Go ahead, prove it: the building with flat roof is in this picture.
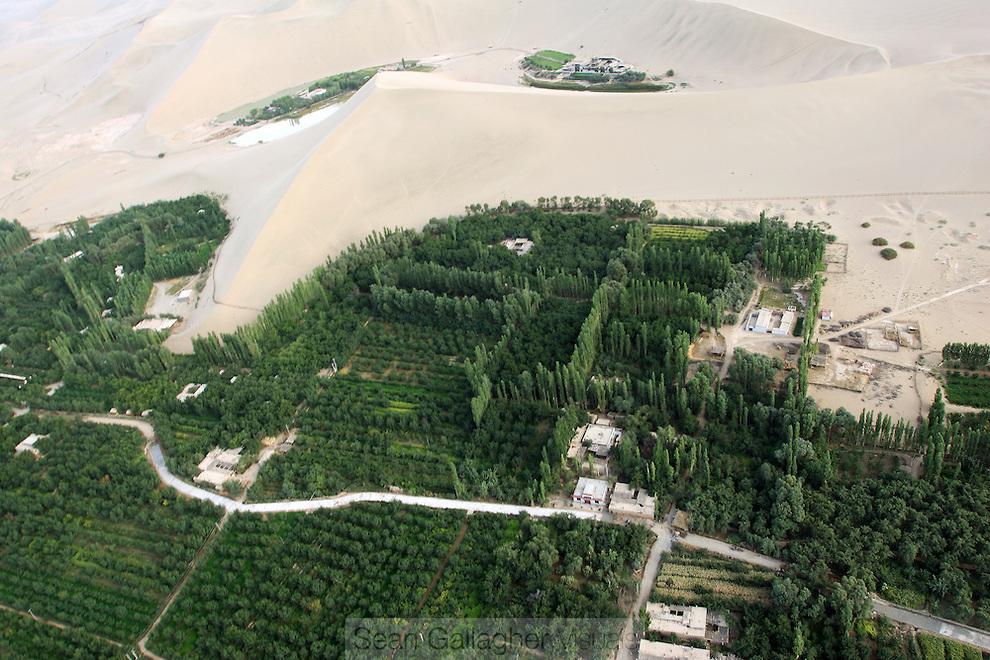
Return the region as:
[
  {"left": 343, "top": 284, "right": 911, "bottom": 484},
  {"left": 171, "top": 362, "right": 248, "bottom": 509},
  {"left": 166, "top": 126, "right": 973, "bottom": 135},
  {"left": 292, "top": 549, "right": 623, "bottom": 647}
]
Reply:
[
  {"left": 15, "top": 433, "right": 48, "bottom": 458},
  {"left": 177, "top": 383, "right": 207, "bottom": 402},
  {"left": 647, "top": 603, "right": 707, "bottom": 640},
  {"left": 194, "top": 447, "right": 243, "bottom": 489},
  {"left": 609, "top": 482, "right": 655, "bottom": 520},
  {"left": 572, "top": 477, "right": 609, "bottom": 506},
  {"left": 134, "top": 317, "right": 179, "bottom": 332},
  {"left": 583, "top": 423, "right": 622, "bottom": 458},
  {"left": 500, "top": 237, "right": 534, "bottom": 256},
  {"left": 638, "top": 640, "right": 710, "bottom": 660}
]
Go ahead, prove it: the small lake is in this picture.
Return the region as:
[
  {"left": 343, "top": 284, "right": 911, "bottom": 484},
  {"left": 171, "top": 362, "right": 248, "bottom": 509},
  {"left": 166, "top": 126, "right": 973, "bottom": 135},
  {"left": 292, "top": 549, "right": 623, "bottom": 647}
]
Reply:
[{"left": 231, "top": 104, "right": 341, "bottom": 146}]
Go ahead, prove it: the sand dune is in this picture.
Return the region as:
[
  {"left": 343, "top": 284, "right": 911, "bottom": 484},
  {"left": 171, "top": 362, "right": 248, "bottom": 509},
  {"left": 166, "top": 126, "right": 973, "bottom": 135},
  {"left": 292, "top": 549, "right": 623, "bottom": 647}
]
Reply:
[
  {"left": 172, "top": 55, "right": 989, "bottom": 344},
  {"left": 148, "top": 0, "right": 887, "bottom": 134}
]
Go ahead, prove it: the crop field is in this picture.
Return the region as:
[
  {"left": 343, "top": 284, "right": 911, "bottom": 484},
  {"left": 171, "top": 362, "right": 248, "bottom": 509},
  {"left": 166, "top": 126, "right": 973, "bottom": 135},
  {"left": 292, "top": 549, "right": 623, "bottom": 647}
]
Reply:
[
  {"left": 944, "top": 372, "right": 990, "bottom": 408},
  {"left": 0, "top": 417, "right": 220, "bottom": 643},
  {"left": 650, "top": 224, "right": 711, "bottom": 242},
  {"left": 249, "top": 318, "right": 483, "bottom": 500},
  {"left": 523, "top": 49, "right": 574, "bottom": 70},
  {"left": 149, "top": 505, "right": 650, "bottom": 659},
  {"left": 0, "top": 609, "right": 119, "bottom": 659},
  {"left": 653, "top": 547, "right": 774, "bottom": 607},
  {"left": 148, "top": 504, "right": 464, "bottom": 659}
]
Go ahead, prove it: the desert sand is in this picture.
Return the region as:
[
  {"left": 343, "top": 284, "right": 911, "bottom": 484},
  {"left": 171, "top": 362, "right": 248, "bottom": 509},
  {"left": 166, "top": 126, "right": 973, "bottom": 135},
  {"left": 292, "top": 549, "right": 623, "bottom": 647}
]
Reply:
[{"left": 1, "top": 0, "right": 988, "bottom": 420}]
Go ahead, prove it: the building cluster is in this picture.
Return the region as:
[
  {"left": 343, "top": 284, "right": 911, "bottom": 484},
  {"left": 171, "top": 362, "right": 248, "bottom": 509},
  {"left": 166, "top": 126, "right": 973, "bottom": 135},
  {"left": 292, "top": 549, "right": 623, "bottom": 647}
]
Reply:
[
  {"left": 559, "top": 56, "right": 631, "bottom": 75},
  {"left": 745, "top": 307, "right": 794, "bottom": 335},
  {"left": 194, "top": 447, "right": 243, "bottom": 489},
  {"left": 571, "top": 477, "right": 656, "bottom": 521}
]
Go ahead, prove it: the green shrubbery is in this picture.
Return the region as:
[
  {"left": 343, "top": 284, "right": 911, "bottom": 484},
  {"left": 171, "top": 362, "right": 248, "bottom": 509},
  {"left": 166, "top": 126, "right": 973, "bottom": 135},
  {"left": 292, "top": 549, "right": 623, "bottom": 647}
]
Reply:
[
  {"left": 880, "top": 247, "right": 898, "bottom": 260},
  {"left": 873, "top": 237, "right": 889, "bottom": 246}
]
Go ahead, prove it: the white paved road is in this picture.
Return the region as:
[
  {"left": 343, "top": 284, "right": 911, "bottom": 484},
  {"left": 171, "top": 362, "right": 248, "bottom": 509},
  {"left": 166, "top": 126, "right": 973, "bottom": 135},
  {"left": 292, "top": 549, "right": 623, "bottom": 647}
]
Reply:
[
  {"left": 677, "top": 532, "right": 785, "bottom": 571},
  {"left": 85, "top": 415, "right": 603, "bottom": 519}
]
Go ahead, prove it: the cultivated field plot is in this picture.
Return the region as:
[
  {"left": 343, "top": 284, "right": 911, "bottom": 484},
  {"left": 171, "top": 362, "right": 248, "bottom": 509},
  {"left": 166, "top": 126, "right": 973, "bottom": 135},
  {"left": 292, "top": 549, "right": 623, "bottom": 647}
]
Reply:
[
  {"left": 148, "top": 505, "right": 650, "bottom": 659},
  {"left": 250, "top": 318, "right": 483, "bottom": 500},
  {"left": 824, "top": 242, "right": 848, "bottom": 274},
  {"left": 653, "top": 547, "right": 774, "bottom": 607},
  {"left": 147, "top": 504, "right": 465, "bottom": 658},
  {"left": 0, "top": 608, "right": 119, "bottom": 659},
  {"left": 650, "top": 224, "right": 712, "bottom": 242},
  {"left": 945, "top": 372, "right": 990, "bottom": 409},
  {"left": 0, "top": 418, "right": 220, "bottom": 643}
]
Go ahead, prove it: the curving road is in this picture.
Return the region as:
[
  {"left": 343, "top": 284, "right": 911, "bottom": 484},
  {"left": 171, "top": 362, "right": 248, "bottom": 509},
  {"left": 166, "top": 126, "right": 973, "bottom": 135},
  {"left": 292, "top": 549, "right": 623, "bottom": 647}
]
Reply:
[
  {"left": 81, "top": 415, "right": 990, "bottom": 653},
  {"left": 85, "top": 415, "right": 603, "bottom": 519}
]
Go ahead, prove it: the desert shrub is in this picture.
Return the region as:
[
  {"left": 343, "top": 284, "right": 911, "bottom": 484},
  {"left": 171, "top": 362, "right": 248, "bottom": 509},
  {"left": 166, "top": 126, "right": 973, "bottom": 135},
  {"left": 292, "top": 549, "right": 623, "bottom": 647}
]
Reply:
[
  {"left": 900, "top": 241, "right": 915, "bottom": 249},
  {"left": 872, "top": 237, "right": 889, "bottom": 246},
  {"left": 860, "top": 222, "right": 871, "bottom": 228},
  {"left": 880, "top": 248, "right": 898, "bottom": 260}
]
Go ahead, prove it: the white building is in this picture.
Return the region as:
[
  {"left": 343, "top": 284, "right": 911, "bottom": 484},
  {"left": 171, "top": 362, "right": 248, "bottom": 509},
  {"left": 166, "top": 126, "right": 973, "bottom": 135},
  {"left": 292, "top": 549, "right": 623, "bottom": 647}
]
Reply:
[
  {"left": 772, "top": 310, "right": 795, "bottom": 336},
  {"left": 176, "top": 289, "right": 193, "bottom": 303},
  {"left": 114, "top": 265, "right": 124, "bottom": 281},
  {"left": 194, "top": 447, "right": 243, "bottom": 489},
  {"left": 572, "top": 477, "right": 609, "bottom": 506},
  {"left": 609, "top": 482, "right": 655, "bottom": 520},
  {"left": 746, "top": 308, "right": 772, "bottom": 333},
  {"left": 177, "top": 383, "right": 207, "bottom": 402},
  {"left": 62, "top": 250, "right": 84, "bottom": 263},
  {"left": 638, "top": 640, "right": 710, "bottom": 660},
  {"left": 15, "top": 433, "right": 48, "bottom": 458},
  {"left": 500, "top": 237, "right": 535, "bottom": 256},
  {"left": 647, "top": 603, "right": 707, "bottom": 640},
  {"left": 133, "top": 317, "right": 179, "bottom": 332}
]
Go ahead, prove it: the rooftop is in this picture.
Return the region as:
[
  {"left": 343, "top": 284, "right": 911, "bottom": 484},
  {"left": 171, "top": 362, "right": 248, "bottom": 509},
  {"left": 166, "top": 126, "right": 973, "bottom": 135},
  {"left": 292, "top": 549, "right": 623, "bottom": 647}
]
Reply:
[
  {"left": 572, "top": 477, "right": 609, "bottom": 502},
  {"left": 609, "top": 482, "right": 655, "bottom": 519},
  {"left": 647, "top": 603, "right": 707, "bottom": 639},
  {"left": 15, "top": 433, "right": 49, "bottom": 458},
  {"left": 638, "top": 640, "right": 710, "bottom": 660}
]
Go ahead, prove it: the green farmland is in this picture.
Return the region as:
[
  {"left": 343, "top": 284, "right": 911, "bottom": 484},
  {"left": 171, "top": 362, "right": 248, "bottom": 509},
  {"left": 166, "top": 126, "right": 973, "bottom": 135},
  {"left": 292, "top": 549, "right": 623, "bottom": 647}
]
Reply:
[{"left": 523, "top": 49, "right": 575, "bottom": 70}]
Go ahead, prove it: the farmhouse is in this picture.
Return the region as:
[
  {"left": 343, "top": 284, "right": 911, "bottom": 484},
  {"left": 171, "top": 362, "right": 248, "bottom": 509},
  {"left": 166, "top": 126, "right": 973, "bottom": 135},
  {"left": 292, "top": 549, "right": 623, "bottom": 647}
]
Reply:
[
  {"left": 15, "top": 433, "right": 48, "bottom": 458},
  {"left": 177, "top": 382, "right": 207, "bottom": 402},
  {"left": 62, "top": 250, "right": 84, "bottom": 263},
  {"left": 638, "top": 640, "right": 710, "bottom": 660},
  {"left": 746, "top": 307, "right": 794, "bottom": 335},
  {"left": 583, "top": 423, "right": 622, "bottom": 458},
  {"left": 194, "top": 447, "right": 243, "bottom": 488},
  {"left": 609, "top": 482, "right": 655, "bottom": 520},
  {"left": 500, "top": 237, "right": 534, "bottom": 256},
  {"left": 647, "top": 603, "right": 707, "bottom": 640},
  {"left": 572, "top": 477, "right": 609, "bottom": 506},
  {"left": 134, "top": 317, "right": 179, "bottom": 332}
]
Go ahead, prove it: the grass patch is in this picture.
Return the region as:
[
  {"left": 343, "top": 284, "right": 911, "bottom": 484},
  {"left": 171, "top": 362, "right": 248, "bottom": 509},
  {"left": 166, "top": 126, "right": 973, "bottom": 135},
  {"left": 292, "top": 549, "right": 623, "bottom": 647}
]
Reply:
[
  {"left": 523, "top": 50, "right": 575, "bottom": 71},
  {"left": 523, "top": 76, "right": 674, "bottom": 93},
  {"left": 758, "top": 287, "right": 798, "bottom": 309}
]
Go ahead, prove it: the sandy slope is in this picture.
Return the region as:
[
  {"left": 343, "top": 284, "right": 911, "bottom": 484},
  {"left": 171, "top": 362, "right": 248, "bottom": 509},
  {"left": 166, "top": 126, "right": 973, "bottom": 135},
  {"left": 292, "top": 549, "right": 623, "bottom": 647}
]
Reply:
[
  {"left": 177, "top": 57, "right": 989, "bottom": 335},
  {"left": 148, "top": 0, "right": 887, "bottom": 133}
]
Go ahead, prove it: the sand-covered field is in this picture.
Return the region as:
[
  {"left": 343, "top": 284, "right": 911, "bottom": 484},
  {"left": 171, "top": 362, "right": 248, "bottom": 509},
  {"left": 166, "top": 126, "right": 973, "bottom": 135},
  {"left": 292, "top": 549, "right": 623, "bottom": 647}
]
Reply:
[{"left": 1, "top": 0, "right": 988, "bottom": 419}]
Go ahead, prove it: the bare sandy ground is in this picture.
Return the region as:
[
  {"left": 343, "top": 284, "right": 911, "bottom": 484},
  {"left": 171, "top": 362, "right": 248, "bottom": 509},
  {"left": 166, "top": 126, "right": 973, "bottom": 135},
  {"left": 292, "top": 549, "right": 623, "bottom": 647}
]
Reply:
[{"left": 1, "top": 0, "right": 988, "bottom": 422}]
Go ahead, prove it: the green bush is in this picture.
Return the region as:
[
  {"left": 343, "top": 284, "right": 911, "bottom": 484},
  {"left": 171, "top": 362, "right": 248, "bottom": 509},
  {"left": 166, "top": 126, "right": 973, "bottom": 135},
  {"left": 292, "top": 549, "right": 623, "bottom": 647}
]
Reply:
[
  {"left": 880, "top": 248, "right": 898, "bottom": 260},
  {"left": 900, "top": 241, "right": 915, "bottom": 249},
  {"left": 861, "top": 222, "right": 871, "bottom": 228},
  {"left": 872, "top": 237, "right": 889, "bottom": 246}
]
